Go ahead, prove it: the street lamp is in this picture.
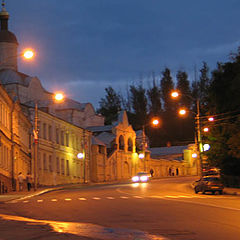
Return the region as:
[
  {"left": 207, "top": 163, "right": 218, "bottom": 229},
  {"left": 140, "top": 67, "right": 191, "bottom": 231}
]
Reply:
[
  {"left": 33, "top": 92, "right": 64, "bottom": 191},
  {"left": 171, "top": 90, "right": 202, "bottom": 176},
  {"left": 22, "top": 49, "right": 34, "bottom": 60}
]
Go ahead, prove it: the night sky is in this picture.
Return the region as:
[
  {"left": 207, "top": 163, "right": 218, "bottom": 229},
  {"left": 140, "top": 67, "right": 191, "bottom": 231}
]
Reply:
[{"left": 7, "top": 0, "right": 240, "bottom": 108}]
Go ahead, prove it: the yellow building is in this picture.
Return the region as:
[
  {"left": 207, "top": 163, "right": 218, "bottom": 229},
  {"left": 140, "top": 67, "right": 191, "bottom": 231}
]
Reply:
[
  {"left": 0, "top": 84, "right": 31, "bottom": 193},
  {"left": 30, "top": 106, "right": 92, "bottom": 186},
  {"left": 89, "top": 111, "right": 198, "bottom": 182}
]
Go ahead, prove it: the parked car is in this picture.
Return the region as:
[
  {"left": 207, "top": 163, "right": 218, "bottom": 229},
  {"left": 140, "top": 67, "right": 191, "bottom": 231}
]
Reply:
[
  {"left": 202, "top": 168, "right": 220, "bottom": 177},
  {"left": 132, "top": 172, "right": 151, "bottom": 183},
  {"left": 194, "top": 176, "right": 224, "bottom": 194}
]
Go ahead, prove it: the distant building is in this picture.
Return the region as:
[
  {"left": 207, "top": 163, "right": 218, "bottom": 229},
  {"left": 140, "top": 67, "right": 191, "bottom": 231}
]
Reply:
[{"left": 88, "top": 111, "right": 198, "bottom": 182}]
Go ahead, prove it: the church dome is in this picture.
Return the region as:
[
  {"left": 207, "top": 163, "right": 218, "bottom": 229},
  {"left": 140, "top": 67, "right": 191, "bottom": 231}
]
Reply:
[
  {"left": 0, "top": 30, "right": 18, "bottom": 44},
  {"left": 0, "top": 1, "right": 18, "bottom": 44}
]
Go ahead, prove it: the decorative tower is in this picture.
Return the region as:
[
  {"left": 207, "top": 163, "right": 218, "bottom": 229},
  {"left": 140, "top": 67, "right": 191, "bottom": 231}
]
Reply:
[{"left": 0, "top": 0, "right": 18, "bottom": 71}]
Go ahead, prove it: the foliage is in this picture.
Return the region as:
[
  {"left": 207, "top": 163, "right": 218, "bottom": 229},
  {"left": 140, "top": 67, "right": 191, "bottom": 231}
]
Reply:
[
  {"left": 160, "top": 68, "right": 175, "bottom": 112},
  {"left": 97, "top": 86, "right": 122, "bottom": 125},
  {"left": 129, "top": 83, "right": 148, "bottom": 130},
  {"left": 176, "top": 70, "right": 192, "bottom": 109}
]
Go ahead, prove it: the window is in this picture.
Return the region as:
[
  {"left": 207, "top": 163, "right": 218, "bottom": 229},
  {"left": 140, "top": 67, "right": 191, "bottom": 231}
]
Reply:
[
  {"left": 56, "top": 157, "right": 60, "bottom": 174},
  {"left": 98, "top": 145, "right": 105, "bottom": 154},
  {"left": 43, "top": 123, "right": 47, "bottom": 139},
  {"left": 48, "top": 125, "right": 52, "bottom": 141},
  {"left": 66, "top": 132, "right": 69, "bottom": 147},
  {"left": 49, "top": 155, "right": 53, "bottom": 172},
  {"left": 66, "top": 160, "right": 70, "bottom": 176},
  {"left": 61, "top": 131, "right": 64, "bottom": 145},
  {"left": 56, "top": 128, "right": 59, "bottom": 144},
  {"left": 38, "top": 152, "right": 42, "bottom": 169},
  {"left": 43, "top": 153, "right": 47, "bottom": 170},
  {"left": 128, "top": 138, "right": 133, "bottom": 152},
  {"left": 119, "top": 135, "right": 124, "bottom": 150},
  {"left": 61, "top": 159, "right": 65, "bottom": 175}
]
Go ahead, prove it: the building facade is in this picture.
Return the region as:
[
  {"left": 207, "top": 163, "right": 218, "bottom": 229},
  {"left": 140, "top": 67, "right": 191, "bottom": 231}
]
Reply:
[{"left": 0, "top": 84, "right": 31, "bottom": 193}]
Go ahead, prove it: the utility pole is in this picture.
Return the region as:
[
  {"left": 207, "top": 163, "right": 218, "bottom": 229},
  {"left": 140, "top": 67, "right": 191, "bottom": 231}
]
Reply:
[
  {"left": 196, "top": 99, "right": 203, "bottom": 177},
  {"left": 33, "top": 102, "right": 38, "bottom": 191}
]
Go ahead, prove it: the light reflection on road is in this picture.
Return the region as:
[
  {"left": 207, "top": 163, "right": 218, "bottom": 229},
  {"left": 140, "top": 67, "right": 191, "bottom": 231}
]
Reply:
[{"left": 0, "top": 213, "right": 169, "bottom": 240}]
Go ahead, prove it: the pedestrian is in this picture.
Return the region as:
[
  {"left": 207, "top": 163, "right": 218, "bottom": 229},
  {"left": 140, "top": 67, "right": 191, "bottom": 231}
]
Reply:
[
  {"left": 150, "top": 169, "right": 154, "bottom": 177},
  {"left": 17, "top": 172, "right": 24, "bottom": 191},
  {"left": 26, "top": 173, "right": 32, "bottom": 191}
]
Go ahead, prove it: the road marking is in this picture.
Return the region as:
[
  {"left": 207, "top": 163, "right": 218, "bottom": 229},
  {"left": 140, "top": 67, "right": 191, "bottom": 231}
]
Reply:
[
  {"left": 65, "top": 198, "right": 72, "bottom": 201},
  {"left": 106, "top": 197, "right": 115, "bottom": 200},
  {"left": 37, "top": 199, "right": 43, "bottom": 202},
  {"left": 51, "top": 199, "right": 57, "bottom": 202},
  {"left": 165, "top": 195, "right": 179, "bottom": 198},
  {"left": 92, "top": 197, "right": 100, "bottom": 200},
  {"left": 120, "top": 196, "right": 129, "bottom": 199},
  {"left": 134, "top": 196, "right": 143, "bottom": 199},
  {"left": 78, "top": 198, "right": 87, "bottom": 201},
  {"left": 23, "top": 200, "right": 29, "bottom": 203}
]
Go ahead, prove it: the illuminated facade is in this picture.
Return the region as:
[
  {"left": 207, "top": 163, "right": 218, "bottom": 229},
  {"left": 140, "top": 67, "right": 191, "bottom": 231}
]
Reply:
[{"left": 0, "top": 84, "right": 31, "bottom": 192}]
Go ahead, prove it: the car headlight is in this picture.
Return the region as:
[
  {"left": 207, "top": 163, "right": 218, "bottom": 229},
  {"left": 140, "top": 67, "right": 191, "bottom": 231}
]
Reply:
[
  {"left": 132, "top": 176, "right": 140, "bottom": 182},
  {"left": 140, "top": 176, "right": 148, "bottom": 182}
]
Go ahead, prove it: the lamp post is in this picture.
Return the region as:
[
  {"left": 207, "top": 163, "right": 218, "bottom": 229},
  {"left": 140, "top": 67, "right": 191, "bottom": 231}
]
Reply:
[
  {"left": 140, "top": 118, "right": 161, "bottom": 171},
  {"left": 32, "top": 92, "right": 64, "bottom": 191},
  {"left": 33, "top": 102, "right": 38, "bottom": 191},
  {"left": 171, "top": 91, "right": 203, "bottom": 176},
  {"left": 77, "top": 129, "right": 86, "bottom": 183}
]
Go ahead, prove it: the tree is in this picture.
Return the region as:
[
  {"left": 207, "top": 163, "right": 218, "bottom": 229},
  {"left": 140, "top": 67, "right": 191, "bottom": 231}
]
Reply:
[
  {"left": 147, "top": 78, "right": 162, "bottom": 116},
  {"left": 176, "top": 70, "right": 192, "bottom": 109},
  {"left": 206, "top": 48, "right": 240, "bottom": 176},
  {"left": 97, "top": 86, "right": 122, "bottom": 125},
  {"left": 129, "top": 83, "right": 148, "bottom": 130},
  {"left": 160, "top": 68, "right": 175, "bottom": 112}
]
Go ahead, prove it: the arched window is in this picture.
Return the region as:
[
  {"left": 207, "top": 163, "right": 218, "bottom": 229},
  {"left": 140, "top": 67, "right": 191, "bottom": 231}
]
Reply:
[
  {"left": 128, "top": 138, "right": 133, "bottom": 152},
  {"left": 119, "top": 135, "right": 124, "bottom": 150}
]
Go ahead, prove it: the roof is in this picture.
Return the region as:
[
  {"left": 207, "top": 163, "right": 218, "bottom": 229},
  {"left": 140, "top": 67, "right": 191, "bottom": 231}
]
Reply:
[
  {"left": 0, "top": 30, "right": 18, "bottom": 44},
  {"left": 87, "top": 125, "right": 113, "bottom": 133},
  {"left": 91, "top": 136, "right": 106, "bottom": 146},
  {"left": 54, "top": 98, "right": 89, "bottom": 112},
  {"left": 0, "top": 69, "right": 30, "bottom": 86},
  {"left": 150, "top": 145, "right": 188, "bottom": 156},
  {"left": 95, "top": 132, "right": 115, "bottom": 147}
]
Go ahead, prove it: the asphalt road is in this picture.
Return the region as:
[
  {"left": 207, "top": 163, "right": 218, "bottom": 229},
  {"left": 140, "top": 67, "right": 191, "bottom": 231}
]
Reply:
[{"left": 0, "top": 176, "right": 240, "bottom": 240}]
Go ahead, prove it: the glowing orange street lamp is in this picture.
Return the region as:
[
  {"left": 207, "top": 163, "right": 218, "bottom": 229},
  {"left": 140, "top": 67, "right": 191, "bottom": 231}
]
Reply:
[
  {"left": 54, "top": 92, "right": 64, "bottom": 102},
  {"left": 152, "top": 118, "right": 160, "bottom": 127},
  {"left": 171, "top": 91, "right": 179, "bottom": 98},
  {"left": 22, "top": 49, "right": 34, "bottom": 60},
  {"left": 179, "top": 108, "right": 187, "bottom": 116},
  {"left": 208, "top": 117, "right": 214, "bottom": 122},
  {"left": 203, "top": 127, "right": 209, "bottom": 132}
]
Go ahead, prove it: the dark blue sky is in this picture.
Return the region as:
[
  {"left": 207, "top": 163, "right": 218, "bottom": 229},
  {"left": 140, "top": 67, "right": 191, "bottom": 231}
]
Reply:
[{"left": 7, "top": 0, "right": 240, "bottom": 108}]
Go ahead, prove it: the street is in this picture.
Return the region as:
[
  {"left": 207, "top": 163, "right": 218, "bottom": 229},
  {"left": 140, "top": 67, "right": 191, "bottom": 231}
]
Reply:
[{"left": 0, "top": 177, "right": 240, "bottom": 240}]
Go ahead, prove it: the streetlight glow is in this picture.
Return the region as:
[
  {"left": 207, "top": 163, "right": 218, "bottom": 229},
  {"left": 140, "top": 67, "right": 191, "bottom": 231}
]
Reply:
[
  {"left": 208, "top": 117, "right": 214, "bottom": 122},
  {"left": 192, "top": 153, "right": 197, "bottom": 158},
  {"left": 23, "top": 49, "right": 34, "bottom": 59},
  {"left": 77, "top": 153, "right": 84, "bottom": 159},
  {"left": 138, "top": 153, "right": 144, "bottom": 159},
  {"left": 152, "top": 119, "right": 159, "bottom": 126},
  {"left": 54, "top": 92, "right": 64, "bottom": 102},
  {"left": 171, "top": 91, "right": 179, "bottom": 98},
  {"left": 203, "top": 144, "right": 210, "bottom": 151},
  {"left": 179, "top": 108, "right": 186, "bottom": 115},
  {"left": 203, "top": 127, "right": 209, "bottom": 132}
]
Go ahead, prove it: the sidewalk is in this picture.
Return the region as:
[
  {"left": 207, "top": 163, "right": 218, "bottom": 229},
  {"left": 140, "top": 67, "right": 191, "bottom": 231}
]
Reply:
[
  {"left": 0, "top": 186, "right": 64, "bottom": 203},
  {"left": 0, "top": 181, "right": 130, "bottom": 203}
]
